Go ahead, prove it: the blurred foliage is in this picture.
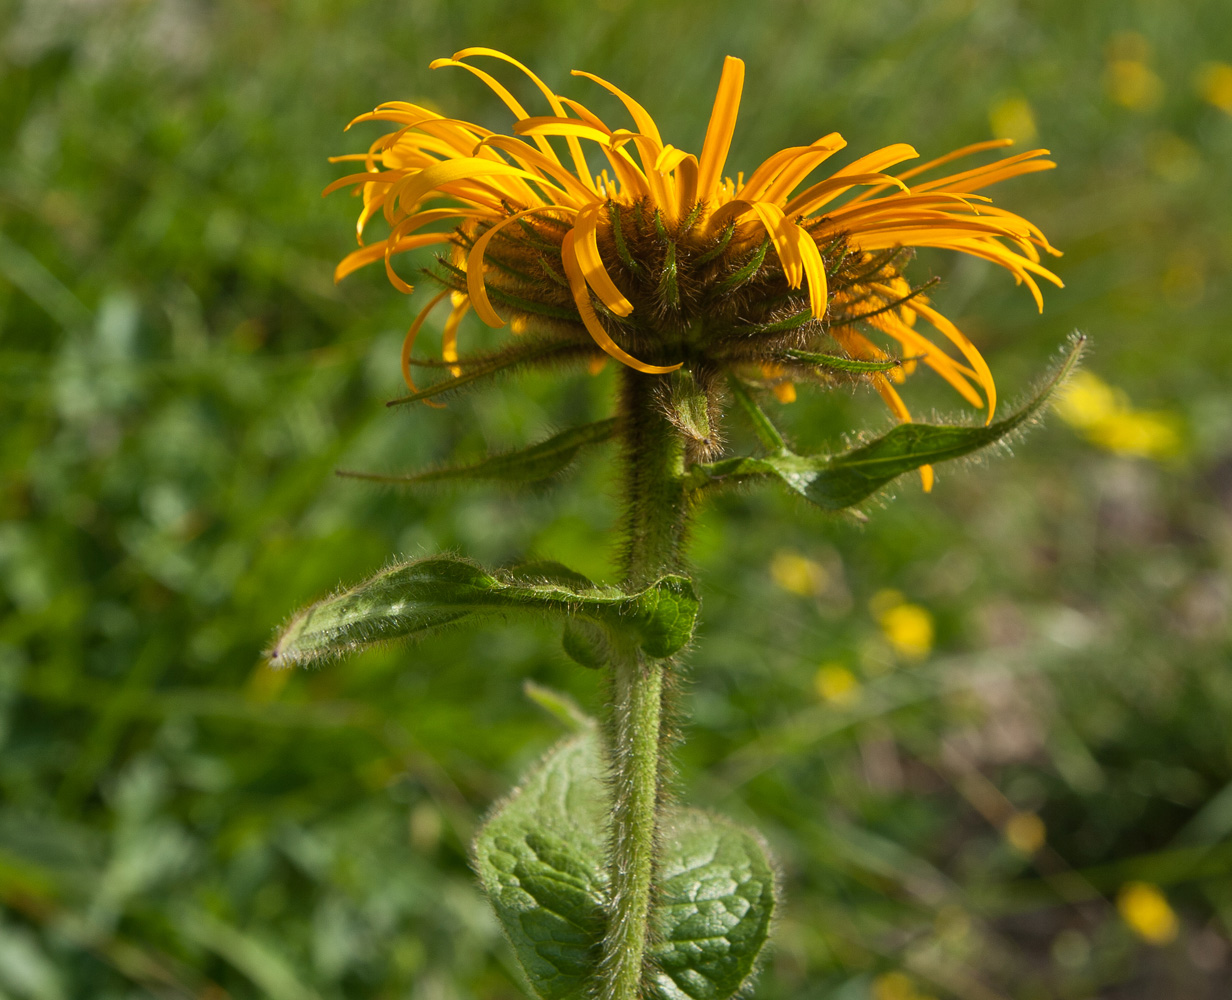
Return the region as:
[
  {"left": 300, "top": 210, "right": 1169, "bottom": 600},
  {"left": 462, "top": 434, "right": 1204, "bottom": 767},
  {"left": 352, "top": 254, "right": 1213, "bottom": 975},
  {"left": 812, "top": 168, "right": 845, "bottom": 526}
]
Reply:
[{"left": 1, "top": 0, "right": 1231, "bottom": 998}]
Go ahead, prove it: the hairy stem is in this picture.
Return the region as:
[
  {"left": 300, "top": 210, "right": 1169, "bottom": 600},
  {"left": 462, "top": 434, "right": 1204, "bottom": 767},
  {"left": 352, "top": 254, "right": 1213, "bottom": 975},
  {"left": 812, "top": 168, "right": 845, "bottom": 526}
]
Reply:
[
  {"left": 602, "top": 640, "right": 667, "bottom": 1000},
  {"left": 598, "top": 369, "right": 693, "bottom": 1000}
]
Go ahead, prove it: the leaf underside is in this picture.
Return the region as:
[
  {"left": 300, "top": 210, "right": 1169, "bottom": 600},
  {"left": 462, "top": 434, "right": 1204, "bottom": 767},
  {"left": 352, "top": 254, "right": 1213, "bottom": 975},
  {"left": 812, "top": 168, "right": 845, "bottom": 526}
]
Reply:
[
  {"left": 473, "top": 731, "right": 777, "bottom": 1000},
  {"left": 694, "top": 334, "right": 1085, "bottom": 510},
  {"left": 269, "top": 557, "right": 699, "bottom": 666}
]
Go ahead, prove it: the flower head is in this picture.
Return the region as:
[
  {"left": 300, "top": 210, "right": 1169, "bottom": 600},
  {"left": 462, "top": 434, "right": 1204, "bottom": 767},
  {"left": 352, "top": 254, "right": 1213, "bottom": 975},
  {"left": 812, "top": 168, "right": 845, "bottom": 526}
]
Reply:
[{"left": 329, "top": 49, "right": 1061, "bottom": 444}]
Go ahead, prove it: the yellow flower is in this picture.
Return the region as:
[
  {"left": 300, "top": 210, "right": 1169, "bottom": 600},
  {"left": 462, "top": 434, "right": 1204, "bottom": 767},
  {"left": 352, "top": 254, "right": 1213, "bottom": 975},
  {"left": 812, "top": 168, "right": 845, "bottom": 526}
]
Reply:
[
  {"left": 330, "top": 48, "right": 1061, "bottom": 453},
  {"left": 988, "top": 96, "right": 1038, "bottom": 145},
  {"left": 1197, "top": 62, "right": 1232, "bottom": 113},
  {"left": 1104, "top": 32, "right": 1163, "bottom": 112},
  {"left": 1055, "top": 371, "right": 1181, "bottom": 459},
  {"left": 1003, "top": 811, "right": 1046, "bottom": 855},
  {"left": 872, "top": 589, "right": 934, "bottom": 661},
  {"left": 872, "top": 971, "right": 936, "bottom": 1000},
  {"left": 769, "top": 549, "right": 827, "bottom": 597},
  {"left": 814, "top": 663, "right": 860, "bottom": 705},
  {"left": 1117, "top": 882, "right": 1179, "bottom": 945}
]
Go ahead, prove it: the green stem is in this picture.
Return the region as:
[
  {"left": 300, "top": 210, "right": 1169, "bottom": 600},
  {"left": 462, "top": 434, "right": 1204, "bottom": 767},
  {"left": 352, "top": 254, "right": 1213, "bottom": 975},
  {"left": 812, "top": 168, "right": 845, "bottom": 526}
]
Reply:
[
  {"left": 598, "top": 368, "right": 692, "bottom": 1000},
  {"left": 602, "top": 641, "right": 666, "bottom": 1000}
]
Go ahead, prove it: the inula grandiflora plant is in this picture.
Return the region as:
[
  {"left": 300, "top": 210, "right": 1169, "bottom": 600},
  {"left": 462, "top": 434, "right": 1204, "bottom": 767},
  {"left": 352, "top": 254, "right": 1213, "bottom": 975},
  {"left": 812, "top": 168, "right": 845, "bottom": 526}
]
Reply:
[{"left": 271, "top": 49, "right": 1077, "bottom": 1000}]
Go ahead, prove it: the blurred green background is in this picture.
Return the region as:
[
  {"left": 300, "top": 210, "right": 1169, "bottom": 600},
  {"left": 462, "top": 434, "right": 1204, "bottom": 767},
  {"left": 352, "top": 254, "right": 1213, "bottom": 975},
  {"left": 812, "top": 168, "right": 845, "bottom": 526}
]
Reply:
[{"left": 2, "top": 0, "right": 1231, "bottom": 997}]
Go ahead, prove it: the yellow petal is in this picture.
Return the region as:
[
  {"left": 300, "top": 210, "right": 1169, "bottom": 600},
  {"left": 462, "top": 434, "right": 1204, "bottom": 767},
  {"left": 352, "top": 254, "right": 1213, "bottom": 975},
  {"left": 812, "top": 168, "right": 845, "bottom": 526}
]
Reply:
[
  {"left": 390, "top": 158, "right": 567, "bottom": 221},
  {"left": 560, "top": 230, "right": 680, "bottom": 374},
  {"left": 697, "top": 57, "right": 745, "bottom": 200},
  {"left": 334, "top": 232, "right": 452, "bottom": 286},
  {"left": 831, "top": 143, "right": 920, "bottom": 178},
  {"left": 796, "top": 225, "right": 829, "bottom": 319},
  {"left": 571, "top": 69, "right": 664, "bottom": 146},
  {"left": 762, "top": 137, "right": 849, "bottom": 204},
  {"left": 872, "top": 372, "right": 913, "bottom": 422},
  {"left": 466, "top": 207, "right": 578, "bottom": 327},
  {"left": 572, "top": 205, "right": 634, "bottom": 315},
  {"left": 515, "top": 116, "right": 614, "bottom": 145},
  {"left": 429, "top": 57, "right": 564, "bottom": 168},
  {"left": 672, "top": 152, "right": 699, "bottom": 220},
  {"left": 655, "top": 145, "right": 690, "bottom": 174},
  {"left": 442, "top": 296, "right": 470, "bottom": 376},
  {"left": 450, "top": 48, "right": 596, "bottom": 193},
  {"left": 913, "top": 301, "right": 997, "bottom": 421},
  {"left": 862, "top": 309, "right": 984, "bottom": 409},
  {"left": 400, "top": 288, "right": 451, "bottom": 406},
  {"left": 749, "top": 202, "right": 802, "bottom": 286},
  {"left": 895, "top": 138, "right": 1015, "bottom": 182},
  {"left": 783, "top": 171, "right": 911, "bottom": 217},
  {"left": 739, "top": 134, "right": 846, "bottom": 202},
  {"left": 471, "top": 134, "right": 595, "bottom": 204}
]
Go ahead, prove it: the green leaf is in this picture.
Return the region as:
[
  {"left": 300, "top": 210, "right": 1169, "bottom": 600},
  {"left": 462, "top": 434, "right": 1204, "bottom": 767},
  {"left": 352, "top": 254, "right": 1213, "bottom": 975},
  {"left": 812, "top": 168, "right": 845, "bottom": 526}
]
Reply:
[
  {"left": 780, "top": 348, "right": 905, "bottom": 374},
  {"left": 269, "top": 557, "right": 699, "bottom": 666},
  {"left": 649, "top": 810, "right": 777, "bottom": 1000},
  {"left": 690, "top": 335, "right": 1084, "bottom": 510},
  {"left": 387, "top": 340, "right": 566, "bottom": 406},
  {"left": 337, "top": 419, "right": 616, "bottom": 487},
  {"left": 474, "top": 732, "right": 776, "bottom": 1000},
  {"left": 473, "top": 730, "right": 609, "bottom": 1000}
]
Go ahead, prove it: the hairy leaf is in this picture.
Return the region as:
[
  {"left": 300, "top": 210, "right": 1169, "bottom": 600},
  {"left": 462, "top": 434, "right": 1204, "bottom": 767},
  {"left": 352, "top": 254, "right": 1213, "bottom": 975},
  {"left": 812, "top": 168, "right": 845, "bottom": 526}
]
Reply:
[
  {"left": 474, "top": 730, "right": 609, "bottom": 1000},
  {"left": 691, "top": 335, "right": 1084, "bottom": 510},
  {"left": 269, "top": 557, "right": 699, "bottom": 666},
  {"left": 338, "top": 419, "right": 616, "bottom": 487},
  {"left": 649, "top": 811, "right": 777, "bottom": 1000},
  {"left": 475, "top": 732, "right": 776, "bottom": 1000}
]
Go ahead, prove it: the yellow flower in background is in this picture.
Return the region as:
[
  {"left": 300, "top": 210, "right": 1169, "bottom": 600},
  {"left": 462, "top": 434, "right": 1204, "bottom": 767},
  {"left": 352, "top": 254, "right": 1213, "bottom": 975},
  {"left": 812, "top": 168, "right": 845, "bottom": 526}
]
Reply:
[
  {"left": 1196, "top": 62, "right": 1232, "bottom": 113},
  {"left": 1054, "top": 370, "right": 1181, "bottom": 459},
  {"left": 872, "top": 971, "right": 937, "bottom": 1000},
  {"left": 1118, "top": 882, "right": 1180, "bottom": 945},
  {"left": 815, "top": 662, "right": 861, "bottom": 705},
  {"left": 872, "top": 589, "right": 934, "bottom": 661},
  {"left": 246, "top": 660, "right": 292, "bottom": 702},
  {"left": 1105, "top": 32, "right": 1164, "bottom": 112},
  {"left": 988, "top": 96, "right": 1038, "bottom": 145},
  {"left": 328, "top": 48, "right": 1061, "bottom": 450},
  {"left": 1004, "top": 810, "right": 1046, "bottom": 855},
  {"left": 1106, "top": 59, "right": 1164, "bottom": 111},
  {"left": 770, "top": 549, "right": 827, "bottom": 597}
]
